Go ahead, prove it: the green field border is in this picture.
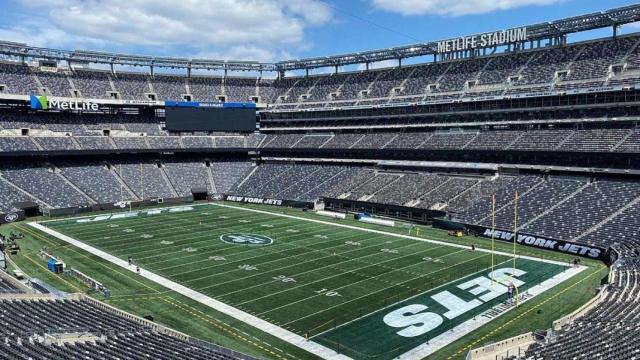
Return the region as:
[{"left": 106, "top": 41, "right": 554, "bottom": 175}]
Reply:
[{"left": 1, "top": 201, "right": 608, "bottom": 360}]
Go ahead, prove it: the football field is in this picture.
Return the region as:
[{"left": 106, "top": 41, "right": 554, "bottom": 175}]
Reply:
[{"left": 36, "top": 203, "right": 577, "bottom": 360}]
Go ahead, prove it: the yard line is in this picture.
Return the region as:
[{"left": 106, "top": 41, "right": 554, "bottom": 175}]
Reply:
[
  {"left": 49, "top": 206, "right": 276, "bottom": 247},
  {"left": 42, "top": 204, "right": 225, "bottom": 229},
  {"left": 210, "top": 240, "right": 447, "bottom": 297},
  {"left": 278, "top": 251, "right": 490, "bottom": 325},
  {"left": 171, "top": 231, "right": 384, "bottom": 282},
  {"left": 172, "top": 227, "right": 405, "bottom": 279},
  {"left": 29, "top": 221, "right": 352, "bottom": 360},
  {"left": 153, "top": 235, "right": 342, "bottom": 273},
  {"left": 56, "top": 208, "right": 270, "bottom": 247},
  {"left": 309, "top": 257, "right": 514, "bottom": 339},
  {"left": 146, "top": 219, "right": 349, "bottom": 267},
  {"left": 129, "top": 217, "right": 330, "bottom": 261},
  {"left": 91, "top": 211, "right": 323, "bottom": 259},
  {"left": 175, "top": 239, "right": 351, "bottom": 283},
  {"left": 239, "top": 245, "right": 469, "bottom": 309},
  {"left": 211, "top": 203, "right": 568, "bottom": 266},
  {"left": 39, "top": 203, "right": 215, "bottom": 224},
  {"left": 54, "top": 210, "right": 319, "bottom": 267},
  {"left": 31, "top": 202, "right": 573, "bottom": 360}
]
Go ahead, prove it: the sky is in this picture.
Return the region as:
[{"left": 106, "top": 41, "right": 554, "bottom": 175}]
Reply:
[{"left": 1, "top": 0, "right": 640, "bottom": 74}]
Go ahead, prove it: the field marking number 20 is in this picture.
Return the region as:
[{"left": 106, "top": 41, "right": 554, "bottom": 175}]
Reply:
[{"left": 315, "top": 288, "right": 342, "bottom": 297}]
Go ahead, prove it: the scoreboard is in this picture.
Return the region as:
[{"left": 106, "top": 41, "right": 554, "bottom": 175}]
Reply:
[{"left": 165, "top": 101, "right": 256, "bottom": 132}]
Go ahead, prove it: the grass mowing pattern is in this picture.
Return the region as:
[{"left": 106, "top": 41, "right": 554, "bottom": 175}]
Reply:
[{"left": 42, "top": 204, "right": 570, "bottom": 359}]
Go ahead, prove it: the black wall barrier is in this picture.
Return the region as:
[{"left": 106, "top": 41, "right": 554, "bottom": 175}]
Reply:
[
  {"left": 224, "top": 195, "right": 313, "bottom": 208},
  {"left": 433, "top": 218, "right": 608, "bottom": 261},
  {"left": 323, "top": 197, "right": 446, "bottom": 224},
  {"left": 0, "top": 211, "right": 25, "bottom": 225}
]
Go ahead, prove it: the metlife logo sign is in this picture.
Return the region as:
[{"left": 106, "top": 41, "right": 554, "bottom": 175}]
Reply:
[{"left": 30, "top": 95, "right": 99, "bottom": 111}]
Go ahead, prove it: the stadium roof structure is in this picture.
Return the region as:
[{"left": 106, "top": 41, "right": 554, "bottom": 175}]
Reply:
[
  {"left": 0, "top": 4, "right": 639, "bottom": 73},
  {"left": 277, "top": 4, "right": 640, "bottom": 70},
  {"left": 0, "top": 41, "right": 277, "bottom": 72}
]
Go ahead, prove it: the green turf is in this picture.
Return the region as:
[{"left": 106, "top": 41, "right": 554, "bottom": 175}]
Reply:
[{"left": 34, "top": 202, "right": 579, "bottom": 359}]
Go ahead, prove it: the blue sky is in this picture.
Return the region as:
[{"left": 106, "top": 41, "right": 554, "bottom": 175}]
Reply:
[{"left": 0, "top": 0, "right": 639, "bottom": 73}]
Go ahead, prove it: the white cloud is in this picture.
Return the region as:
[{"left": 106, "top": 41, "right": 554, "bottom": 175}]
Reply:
[
  {"left": 4, "top": 0, "right": 332, "bottom": 61},
  {"left": 624, "top": 21, "right": 640, "bottom": 30},
  {"left": 371, "top": 0, "right": 563, "bottom": 17},
  {"left": 357, "top": 59, "right": 398, "bottom": 71}
]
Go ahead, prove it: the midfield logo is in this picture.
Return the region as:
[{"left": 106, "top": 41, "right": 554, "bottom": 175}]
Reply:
[{"left": 220, "top": 233, "right": 273, "bottom": 246}]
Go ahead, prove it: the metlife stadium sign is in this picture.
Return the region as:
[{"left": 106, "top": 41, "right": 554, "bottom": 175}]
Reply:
[
  {"left": 30, "top": 95, "right": 99, "bottom": 111},
  {"left": 437, "top": 27, "right": 528, "bottom": 53}
]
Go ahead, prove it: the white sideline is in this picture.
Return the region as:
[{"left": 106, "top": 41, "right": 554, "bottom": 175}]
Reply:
[
  {"left": 28, "top": 222, "right": 352, "bottom": 360},
  {"left": 210, "top": 203, "right": 570, "bottom": 266}
]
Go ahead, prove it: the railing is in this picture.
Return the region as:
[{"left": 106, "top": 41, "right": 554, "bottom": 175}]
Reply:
[{"left": 466, "top": 332, "right": 535, "bottom": 360}]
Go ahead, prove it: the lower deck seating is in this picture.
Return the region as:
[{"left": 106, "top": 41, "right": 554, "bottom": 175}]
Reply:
[
  {"left": 520, "top": 256, "right": 640, "bottom": 360},
  {"left": 0, "top": 297, "right": 250, "bottom": 360}
]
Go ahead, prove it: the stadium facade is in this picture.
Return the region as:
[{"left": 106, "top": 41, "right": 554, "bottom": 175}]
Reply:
[{"left": 0, "top": 4, "right": 639, "bottom": 360}]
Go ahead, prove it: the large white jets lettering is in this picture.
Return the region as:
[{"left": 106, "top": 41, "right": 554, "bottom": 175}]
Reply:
[
  {"left": 457, "top": 277, "right": 506, "bottom": 303},
  {"left": 431, "top": 291, "right": 481, "bottom": 319},
  {"left": 382, "top": 305, "right": 443, "bottom": 338},
  {"left": 489, "top": 268, "right": 526, "bottom": 287},
  {"left": 383, "top": 268, "right": 526, "bottom": 338}
]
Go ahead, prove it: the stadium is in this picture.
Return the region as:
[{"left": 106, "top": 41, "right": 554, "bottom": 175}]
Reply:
[{"left": 0, "top": 2, "right": 638, "bottom": 359}]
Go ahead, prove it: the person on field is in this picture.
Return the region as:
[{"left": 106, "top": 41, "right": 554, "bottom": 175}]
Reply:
[{"left": 507, "top": 282, "right": 515, "bottom": 304}]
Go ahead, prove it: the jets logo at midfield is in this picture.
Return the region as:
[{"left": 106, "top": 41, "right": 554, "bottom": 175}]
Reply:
[{"left": 220, "top": 233, "right": 273, "bottom": 246}]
